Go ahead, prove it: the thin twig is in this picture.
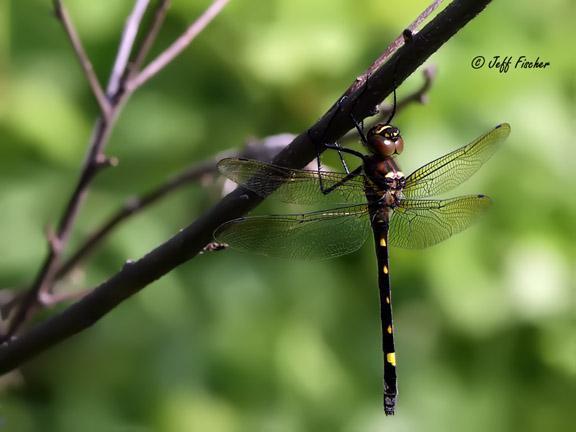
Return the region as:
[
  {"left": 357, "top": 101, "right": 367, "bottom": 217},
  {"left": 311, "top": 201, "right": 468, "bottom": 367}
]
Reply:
[
  {"left": 1, "top": 0, "right": 152, "bottom": 341},
  {"left": 0, "top": 0, "right": 494, "bottom": 372},
  {"left": 106, "top": 0, "right": 150, "bottom": 97},
  {"left": 127, "top": 0, "right": 231, "bottom": 91},
  {"left": 53, "top": 0, "right": 111, "bottom": 118},
  {"left": 1, "top": 0, "right": 232, "bottom": 339},
  {"left": 55, "top": 134, "right": 293, "bottom": 284},
  {"left": 0, "top": 134, "right": 292, "bottom": 312},
  {"left": 3, "top": 122, "right": 114, "bottom": 339},
  {"left": 32, "top": 135, "right": 291, "bottom": 307},
  {"left": 130, "top": 0, "right": 172, "bottom": 74},
  {"left": 391, "top": 65, "right": 436, "bottom": 112},
  {"left": 56, "top": 151, "right": 233, "bottom": 280}
]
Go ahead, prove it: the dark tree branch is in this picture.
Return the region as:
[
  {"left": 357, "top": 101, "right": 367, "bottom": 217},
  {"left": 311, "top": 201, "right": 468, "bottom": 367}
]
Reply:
[
  {"left": 1, "top": 0, "right": 230, "bottom": 340},
  {"left": 53, "top": 0, "right": 111, "bottom": 118},
  {"left": 346, "top": 0, "right": 443, "bottom": 96},
  {"left": 126, "top": 0, "right": 231, "bottom": 92},
  {"left": 40, "top": 288, "right": 91, "bottom": 308},
  {"left": 0, "top": 0, "right": 493, "bottom": 374},
  {"left": 0, "top": 133, "right": 292, "bottom": 312}
]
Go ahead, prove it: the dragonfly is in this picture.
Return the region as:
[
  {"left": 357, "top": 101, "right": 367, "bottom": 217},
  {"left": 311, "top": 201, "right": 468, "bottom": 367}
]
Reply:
[{"left": 214, "top": 122, "right": 510, "bottom": 415}]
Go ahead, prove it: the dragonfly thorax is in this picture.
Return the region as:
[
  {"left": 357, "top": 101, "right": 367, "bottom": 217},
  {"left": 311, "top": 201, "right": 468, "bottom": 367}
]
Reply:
[
  {"left": 382, "top": 171, "right": 405, "bottom": 207},
  {"left": 366, "top": 123, "right": 405, "bottom": 158},
  {"left": 364, "top": 156, "right": 405, "bottom": 208}
]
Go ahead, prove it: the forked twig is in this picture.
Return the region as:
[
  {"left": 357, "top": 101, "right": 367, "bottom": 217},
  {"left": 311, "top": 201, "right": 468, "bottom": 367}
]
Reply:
[
  {"left": 2, "top": 0, "right": 231, "bottom": 340},
  {"left": 106, "top": 0, "right": 150, "bottom": 97},
  {"left": 130, "top": 0, "right": 172, "bottom": 73},
  {"left": 126, "top": 0, "right": 231, "bottom": 91}
]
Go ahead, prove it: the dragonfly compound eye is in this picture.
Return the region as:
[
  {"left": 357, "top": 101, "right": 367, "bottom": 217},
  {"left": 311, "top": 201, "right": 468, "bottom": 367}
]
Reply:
[
  {"left": 394, "top": 136, "right": 404, "bottom": 155},
  {"left": 368, "top": 124, "right": 404, "bottom": 157}
]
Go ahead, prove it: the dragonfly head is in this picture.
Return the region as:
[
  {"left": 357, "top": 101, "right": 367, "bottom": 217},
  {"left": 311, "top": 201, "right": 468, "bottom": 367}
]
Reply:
[{"left": 366, "top": 124, "right": 404, "bottom": 158}]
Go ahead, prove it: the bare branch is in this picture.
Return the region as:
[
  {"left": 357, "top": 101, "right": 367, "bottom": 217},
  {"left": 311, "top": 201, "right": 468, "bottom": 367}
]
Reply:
[
  {"left": 2, "top": 119, "right": 111, "bottom": 339},
  {"left": 1, "top": 0, "right": 231, "bottom": 339},
  {"left": 127, "top": 0, "right": 231, "bottom": 91},
  {"left": 0, "top": 0, "right": 494, "bottom": 372},
  {"left": 2, "top": 0, "right": 152, "bottom": 339},
  {"left": 53, "top": 0, "right": 112, "bottom": 118},
  {"left": 0, "top": 134, "right": 293, "bottom": 312},
  {"left": 106, "top": 0, "right": 150, "bottom": 97},
  {"left": 130, "top": 0, "right": 172, "bottom": 74}
]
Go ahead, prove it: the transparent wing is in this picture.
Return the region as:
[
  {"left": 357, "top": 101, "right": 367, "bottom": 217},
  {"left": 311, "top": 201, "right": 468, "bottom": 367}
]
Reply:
[
  {"left": 214, "top": 205, "right": 371, "bottom": 260},
  {"left": 404, "top": 123, "right": 510, "bottom": 198},
  {"left": 218, "top": 158, "right": 366, "bottom": 205},
  {"left": 389, "top": 195, "right": 492, "bottom": 249}
]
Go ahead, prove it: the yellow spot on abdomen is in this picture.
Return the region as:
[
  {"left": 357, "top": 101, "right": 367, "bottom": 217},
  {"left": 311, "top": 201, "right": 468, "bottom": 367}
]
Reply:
[
  {"left": 380, "top": 238, "right": 386, "bottom": 247},
  {"left": 383, "top": 265, "right": 389, "bottom": 274},
  {"left": 386, "top": 352, "right": 396, "bottom": 366},
  {"left": 387, "top": 325, "right": 393, "bottom": 334},
  {"left": 386, "top": 296, "right": 390, "bottom": 304}
]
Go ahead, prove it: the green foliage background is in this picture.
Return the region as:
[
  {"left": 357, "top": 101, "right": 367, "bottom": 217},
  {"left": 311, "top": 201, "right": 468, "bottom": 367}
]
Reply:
[{"left": 0, "top": 0, "right": 574, "bottom": 431}]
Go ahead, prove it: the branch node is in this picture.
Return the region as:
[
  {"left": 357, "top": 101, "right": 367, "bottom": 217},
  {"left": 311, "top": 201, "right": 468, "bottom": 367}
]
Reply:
[
  {"left": 423, "top": 64, "right": 437, "bottom": 81},
  {"left": 124, "top": 197, "right": 141, "bottom": 212},
  {"left": 95, "top": 154, "right": 119, "bottom": 170},
  {"left": 45, "top": 227, "right": 63, "bottom": 254},
  {"left": 123, "top": 259, "right": 136, "bottom": 270},
  {"left": 403, "top": 29, "right": 414, "bottom": 43},
  {"left": 38, "top": 291, "right": 53, "bottom": 307}
]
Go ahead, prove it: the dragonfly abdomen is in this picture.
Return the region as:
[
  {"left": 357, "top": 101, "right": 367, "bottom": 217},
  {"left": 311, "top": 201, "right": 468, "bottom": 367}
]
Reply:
[{"left": 370, "top": 216, "right": 397, "bottom": 415}]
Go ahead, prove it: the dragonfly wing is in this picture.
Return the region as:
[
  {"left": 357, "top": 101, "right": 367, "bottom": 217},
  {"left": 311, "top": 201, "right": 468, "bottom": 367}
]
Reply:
[
  {"left": 403, "top": 123, "right": 510, "bottom": 198},
  {"left": 218, "top": 158, "right": 366, "bottom": 205},
  {"left": 389, "top": 195, "right": 492, "bottom": 249},
  {"left": 214, "top": 205, "right": 371, "bottom": 260}
]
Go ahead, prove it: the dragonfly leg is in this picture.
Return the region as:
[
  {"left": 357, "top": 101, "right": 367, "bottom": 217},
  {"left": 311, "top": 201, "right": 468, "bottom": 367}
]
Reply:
[
  {"left": 323, "top": 144, "right": 365, "bottom": 161},
  {"left": 320, "top": 165, "right": 363, "bottom": 195},
  {"left": 331, "top": 141, "right": 351, "bottom": 174},
  {"left": 312, "top": 136, "right": 359, "bottom": 194},
  {"left": 326, "top": 96, "right": 354, "bottom": 174},
  {"left": 310, "top": 95, "right": 365, "bottom": 176},
  {"left": 349, "top": 113, "right": 370, "bottom": 146}
]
